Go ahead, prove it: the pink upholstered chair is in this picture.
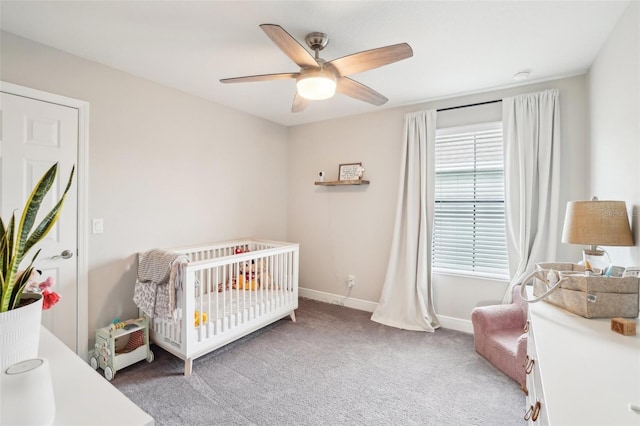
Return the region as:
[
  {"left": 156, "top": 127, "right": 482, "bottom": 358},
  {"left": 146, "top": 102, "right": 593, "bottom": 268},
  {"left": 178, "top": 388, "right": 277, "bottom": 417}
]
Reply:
[{"left": 471, "top": 285, "right": 528, "bottom": 390}]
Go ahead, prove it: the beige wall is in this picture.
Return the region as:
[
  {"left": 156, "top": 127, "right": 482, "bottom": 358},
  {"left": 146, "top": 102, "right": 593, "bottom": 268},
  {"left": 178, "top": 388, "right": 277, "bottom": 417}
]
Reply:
[
  {"left": 1, "top": 32, "right": 289, "bottom": 342},
  {"left": 288, "top": 76, "right": 589, "bottom": 327},
  {"left": 588, "top": 1, "right": 640, "bottom": 267}
]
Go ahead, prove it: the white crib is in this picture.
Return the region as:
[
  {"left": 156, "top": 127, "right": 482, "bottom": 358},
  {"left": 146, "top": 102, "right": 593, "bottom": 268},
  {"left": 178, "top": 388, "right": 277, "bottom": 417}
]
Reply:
[{"left": 140, "top": 239, "right": 299, "bottom": 375}]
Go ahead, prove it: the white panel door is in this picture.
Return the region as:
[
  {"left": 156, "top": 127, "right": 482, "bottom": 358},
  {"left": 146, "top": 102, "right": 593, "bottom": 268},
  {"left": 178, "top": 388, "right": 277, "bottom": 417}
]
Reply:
[{"left": 0, "top": 92, "right": 79, "bottom": 351}]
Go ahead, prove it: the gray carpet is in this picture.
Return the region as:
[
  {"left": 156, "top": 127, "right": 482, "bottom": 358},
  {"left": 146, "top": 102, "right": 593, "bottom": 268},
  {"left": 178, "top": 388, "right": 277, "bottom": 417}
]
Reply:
[{"left": 112, "top": 298, "right": 525, "bottom": 425}]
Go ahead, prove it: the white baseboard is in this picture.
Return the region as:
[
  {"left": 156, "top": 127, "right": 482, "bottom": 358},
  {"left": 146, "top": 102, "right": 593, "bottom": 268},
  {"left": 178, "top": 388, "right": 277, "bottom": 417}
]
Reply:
[
  {"left": 298, "top": 287, "right": 378, "bottom": 312},
  {"left": 436, "top": 315, "right": 473, "bottom": 334},
  {"left": 298, "top": 287, "right": 473, "bottom": 334}
]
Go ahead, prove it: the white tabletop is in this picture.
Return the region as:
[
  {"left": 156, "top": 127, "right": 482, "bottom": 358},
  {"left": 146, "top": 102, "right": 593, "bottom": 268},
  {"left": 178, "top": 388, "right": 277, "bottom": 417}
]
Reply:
[{"left": 39, "top": 327, "right": 154, "bottom": 426}]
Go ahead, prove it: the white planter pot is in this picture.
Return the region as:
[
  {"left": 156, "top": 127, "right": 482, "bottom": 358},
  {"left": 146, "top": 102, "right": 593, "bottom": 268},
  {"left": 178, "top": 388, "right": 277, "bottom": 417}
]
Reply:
[{"left": 0, "top": 293, "right": 43, "bottom": 371}]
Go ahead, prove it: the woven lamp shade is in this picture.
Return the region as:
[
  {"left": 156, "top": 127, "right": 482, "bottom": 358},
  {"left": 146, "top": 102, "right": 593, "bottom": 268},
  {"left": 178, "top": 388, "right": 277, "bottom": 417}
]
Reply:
[{"left": 562, "top": 200, "right": 633, "bottom": 247}]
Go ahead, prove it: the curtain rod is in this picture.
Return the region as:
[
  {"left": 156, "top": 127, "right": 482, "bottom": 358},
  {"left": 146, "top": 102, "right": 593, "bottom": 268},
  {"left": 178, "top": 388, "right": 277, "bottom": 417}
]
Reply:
[{"left": 437, "top": 99, "right": 502, "bottom": 112}]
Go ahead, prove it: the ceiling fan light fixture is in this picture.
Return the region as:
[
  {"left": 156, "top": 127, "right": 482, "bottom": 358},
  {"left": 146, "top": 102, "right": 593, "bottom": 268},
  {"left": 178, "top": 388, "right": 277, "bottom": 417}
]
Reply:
[
  {"left": 296, "top": 69, "right": 337, "bottom": 100},
  {"left": 222, "top": 25, "right": 413, "bottom": 111}
]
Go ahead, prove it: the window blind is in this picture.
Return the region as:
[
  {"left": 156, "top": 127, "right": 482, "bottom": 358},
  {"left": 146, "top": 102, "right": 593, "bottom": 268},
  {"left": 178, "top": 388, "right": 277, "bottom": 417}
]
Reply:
[{"left": 432, "top": 122, "right": 509, "bottom": 280}]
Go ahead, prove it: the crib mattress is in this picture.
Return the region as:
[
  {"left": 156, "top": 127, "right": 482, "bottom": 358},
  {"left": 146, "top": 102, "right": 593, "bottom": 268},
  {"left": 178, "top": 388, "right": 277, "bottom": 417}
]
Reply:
[{"left": 191, "top": 289, "right": 291, "bottom": 322}]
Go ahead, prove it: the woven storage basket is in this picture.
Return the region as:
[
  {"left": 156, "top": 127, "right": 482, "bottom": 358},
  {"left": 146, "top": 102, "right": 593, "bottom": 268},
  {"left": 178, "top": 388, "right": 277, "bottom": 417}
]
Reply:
[{"left": 533, "top": 262, "right": 639, "bottom": 318}]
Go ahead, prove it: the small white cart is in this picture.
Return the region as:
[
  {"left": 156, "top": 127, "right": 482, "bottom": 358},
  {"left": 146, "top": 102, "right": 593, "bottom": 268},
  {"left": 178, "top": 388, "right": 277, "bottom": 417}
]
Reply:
[{"left": 91, "top": 317, "right": 153, "bottom": 381}]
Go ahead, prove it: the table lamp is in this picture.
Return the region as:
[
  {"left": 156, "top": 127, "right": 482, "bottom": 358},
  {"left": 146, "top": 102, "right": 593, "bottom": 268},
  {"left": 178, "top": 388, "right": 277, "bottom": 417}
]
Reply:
[{"left": 561, "top": 198, "right": 633, "bottom": 272}]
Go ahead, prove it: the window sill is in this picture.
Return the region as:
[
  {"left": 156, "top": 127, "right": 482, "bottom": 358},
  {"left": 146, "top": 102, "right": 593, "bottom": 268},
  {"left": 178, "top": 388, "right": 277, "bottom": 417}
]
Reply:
[{"left": 432, "top": 269, "right": 509, "bottom": 282}]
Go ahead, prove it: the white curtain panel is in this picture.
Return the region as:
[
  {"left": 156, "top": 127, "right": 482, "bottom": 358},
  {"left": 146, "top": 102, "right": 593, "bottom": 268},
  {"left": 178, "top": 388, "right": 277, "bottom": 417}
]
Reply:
[
  {"left": 371, "top": 110, "right": 440, "bottom": 332},
  {"left": 502, "top": 89, "right": 561, "bottom": 302}
]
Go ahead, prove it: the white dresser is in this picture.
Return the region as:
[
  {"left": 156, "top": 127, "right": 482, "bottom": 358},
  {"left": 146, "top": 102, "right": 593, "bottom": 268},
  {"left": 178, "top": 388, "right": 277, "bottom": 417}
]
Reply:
[{"left": 525, "top": 294, "right": 640, "bottom": 425}]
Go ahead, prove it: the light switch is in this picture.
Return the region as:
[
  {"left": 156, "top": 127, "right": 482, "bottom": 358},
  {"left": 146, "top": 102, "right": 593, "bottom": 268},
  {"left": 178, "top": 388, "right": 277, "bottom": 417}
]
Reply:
[{"left": 92, "top": 218, "right": 104, "bottom": 234}]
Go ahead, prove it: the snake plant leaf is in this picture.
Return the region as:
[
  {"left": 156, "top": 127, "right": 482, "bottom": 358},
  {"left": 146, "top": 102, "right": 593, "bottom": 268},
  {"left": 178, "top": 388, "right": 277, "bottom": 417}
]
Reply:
[
  {"left": 24, "top": 166, "right": 75, "bottom": 255},
  {"left": 0, "top": 217, "right": 7, "bottom": 274},
  {"left": 9, "top": 249, "right": 40, "bottom": 309},
  {"left": 0, "top": 222, "right": 6, "bottom": 294},
  {"left": 3, "top": 215, "right": 15, "bottom": 267},
  {"left": 14, "top": 164, "right": 57, "bottom": 266},
  {"left": 8, "top": 215, "right": 15, "bottom": 252},
  {"left": 9, "top": 262, "right": 37, "bottom": 310},
  {"left": 0, "top": 216, "right": 5, "bottom": 245},
  {"left": 0, "top": 215, "right": 15, "bottom": 300}
]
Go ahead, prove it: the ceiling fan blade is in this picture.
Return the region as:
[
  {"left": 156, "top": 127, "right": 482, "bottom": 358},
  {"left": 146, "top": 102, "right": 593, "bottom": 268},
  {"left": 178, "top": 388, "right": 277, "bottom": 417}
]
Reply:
[
  {"left": 328, "top": 43, "right": 413, "bottom": 76},
  {"left": 292, "top": 93, "right": 310, "bottom": 113},
  {"left": 220, "top": 72, "right": 298, "bottom": 84},
  {"left": 260, "top": 24, "right": 318, "bottom": 69},
  {"left": 336, "top": 77, "right": 388, "bottom": 106}
]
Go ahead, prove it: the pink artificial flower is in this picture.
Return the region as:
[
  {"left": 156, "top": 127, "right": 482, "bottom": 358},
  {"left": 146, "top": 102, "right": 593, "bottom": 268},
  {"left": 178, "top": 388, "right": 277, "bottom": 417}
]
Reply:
[
  {"left": 42, "top": 289, "right": 61, "bottom": 310},
  {"left": 38, "top": 276, "right": 55, "bottom": 291}
]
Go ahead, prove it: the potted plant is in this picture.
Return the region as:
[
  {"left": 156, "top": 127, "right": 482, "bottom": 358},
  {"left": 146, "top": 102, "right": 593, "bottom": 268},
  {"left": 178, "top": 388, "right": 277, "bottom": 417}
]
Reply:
[{"left": 0, "top": 163, "right": 74, "bottom": 369}]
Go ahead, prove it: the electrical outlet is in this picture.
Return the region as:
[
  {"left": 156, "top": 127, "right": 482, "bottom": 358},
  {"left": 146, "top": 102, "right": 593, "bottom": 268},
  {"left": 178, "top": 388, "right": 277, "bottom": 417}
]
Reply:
[{"left": 348, "top": 274, "right": 355, "bottom": 288}]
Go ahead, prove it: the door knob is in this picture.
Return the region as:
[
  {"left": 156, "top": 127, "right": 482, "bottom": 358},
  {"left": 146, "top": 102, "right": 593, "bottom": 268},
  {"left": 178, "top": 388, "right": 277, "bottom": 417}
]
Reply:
[{"left": 52, "top": 249, "right": 74, "bottom": 260}]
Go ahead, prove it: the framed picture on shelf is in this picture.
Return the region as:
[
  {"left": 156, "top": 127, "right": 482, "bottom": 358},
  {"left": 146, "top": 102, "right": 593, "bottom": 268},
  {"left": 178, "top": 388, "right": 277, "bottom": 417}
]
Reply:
[{"left": 338, "top": 163, "right": 362, "bottom": 181}]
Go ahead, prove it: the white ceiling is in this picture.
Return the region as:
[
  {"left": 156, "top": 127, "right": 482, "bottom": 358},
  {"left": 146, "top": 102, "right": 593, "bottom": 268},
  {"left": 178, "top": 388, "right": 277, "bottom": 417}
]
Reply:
[{"left": 0, "top": 1, "right": 630, "bottom": 127}]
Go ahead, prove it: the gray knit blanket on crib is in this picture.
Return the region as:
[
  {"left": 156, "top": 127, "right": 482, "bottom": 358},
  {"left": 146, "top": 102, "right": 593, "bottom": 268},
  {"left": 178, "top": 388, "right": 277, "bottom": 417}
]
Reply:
[{"left": 134, "top": 249, "right": 188, "bottom": 319}]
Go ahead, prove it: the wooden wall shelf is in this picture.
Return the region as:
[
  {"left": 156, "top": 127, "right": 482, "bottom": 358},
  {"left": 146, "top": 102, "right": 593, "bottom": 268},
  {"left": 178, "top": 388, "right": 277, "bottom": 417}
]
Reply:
[{"left": 314, "top": 180, "right": 370, "bottom": 186}]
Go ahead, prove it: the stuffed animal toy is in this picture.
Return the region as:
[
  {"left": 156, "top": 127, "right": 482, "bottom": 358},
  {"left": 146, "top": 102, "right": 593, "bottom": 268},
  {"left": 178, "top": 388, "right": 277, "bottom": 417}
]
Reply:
[
  {"left": 194, "top": 311, "right": 208, "bottom": 327},
  {"left": 237, "top": 262, "right": 259, "bottom": 290},
  {"left": 233, "top": 256, "right": 280, "bottom": 290}
]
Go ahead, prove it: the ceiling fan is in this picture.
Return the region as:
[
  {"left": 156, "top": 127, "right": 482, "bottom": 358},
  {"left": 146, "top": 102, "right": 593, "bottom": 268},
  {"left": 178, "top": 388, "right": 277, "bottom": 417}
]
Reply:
[{"left": 220, "top": 24, "right": 413, "bottom": 113}]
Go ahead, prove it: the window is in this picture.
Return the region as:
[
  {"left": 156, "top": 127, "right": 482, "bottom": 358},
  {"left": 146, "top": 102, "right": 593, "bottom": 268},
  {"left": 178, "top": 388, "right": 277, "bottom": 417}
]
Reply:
[{"left": 432, "top": 122, "right": 509, "bottom": 280}]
